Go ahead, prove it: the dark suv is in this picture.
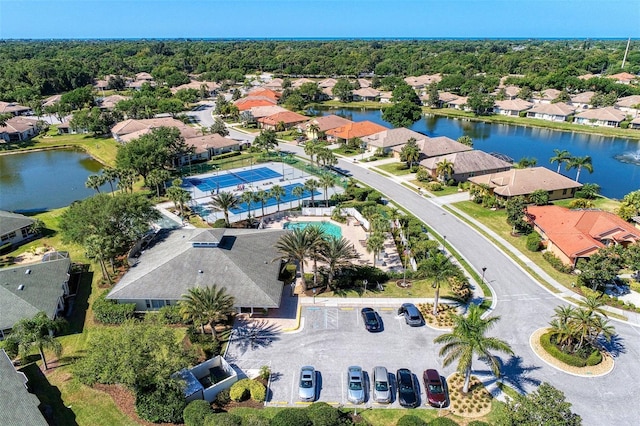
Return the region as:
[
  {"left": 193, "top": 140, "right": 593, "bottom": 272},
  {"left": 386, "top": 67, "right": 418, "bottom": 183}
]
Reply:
[{"left": 398, "top": 303, "right": 423, "bottom": 327}]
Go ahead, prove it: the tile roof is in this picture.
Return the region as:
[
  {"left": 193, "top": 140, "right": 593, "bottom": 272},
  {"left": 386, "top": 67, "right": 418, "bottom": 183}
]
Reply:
[
  {"left": 615, "top": 95, "right": 640, "bottom": 108},
  {"left": 246, "top": 88, "right": 281, "bottom": 101},
  {"left": 357, "top": 78, "right": 372, "bottom": 88},
  {"left": 184, "top": 134, "right": 239, "bottom": 153},
  {"left": 304, "top": 114, "right": 353, "bottom": 132},
  {"left": 248, "top": 105, "right": 288, "bottom": 119},
  {"left": 111, "top": 117, "right": 189, "bottom": 136},
  {"left": 0, "top": 255, "right": 71, "bottom": 331},
  {"left": 575, "top": 107, "right": 626, "bottom": 122},
  {"left": 98, "top": 94, "right": 130, "bottom": 109},
  {"left": 533, "top": 88, "right": 561, "bottom": 101},
  {"left": 494, "top": 98, "right": 533, "bottom": 111},
  {"left": 0, "top": 350, "right": 48, "bottom": 426},
  {"left": 325, "top": 120, "right": 388, "bottom": 140},
  {"left": 107, "top": 228, "right": 289, "bottom": 308},
  {"left": 606, "top": 72, "right": 637, "bottom": 83},
  {"left": 234, "top": 97, "right": 278, "bottom": 111},
  {"left": 420, "top": 150, "right": 513, "bottom": 174},
  {"left": 0, "top": 211, "right": 34, "bottom": 236},
  {"left": 42, "top": 94, "right": 62, "bottom": 107},
  {"left": 0, "top": 116, "right": 38, "bottom": 135},
  {"left": 468, "top": 167, "right": 582, "bottom": 197},
  {"left": 570, "top": 91, "right": 595, "bottom": 104},
  {"left": 438, "top": 92, "right": 460, "bottom": 103},
  {"left": 527, "top": 205, "right": 640, "bottom": 260},
  {"left": 361, "top": 127, "right": 427, "bottom": 149},
  {"left": 257, "top": 111, "right": 309, "bottom": 126},
  {"left": 318, "top": 78, "right": 338, "bottom": 88},
  {"left": 527, "top": 102, "right": 575, "bottom": 116},
  {"left": 0, "top": 101, "right": 30, "bottom": 114},
  {"left": 412, "top": 136, "right": 473, "bottom": 157},
  {"left": 291, "top": 78, "right": 315, "bottom": 88},
  {"left": 352, "top": 87, "right": 380, "bottom": 98}
]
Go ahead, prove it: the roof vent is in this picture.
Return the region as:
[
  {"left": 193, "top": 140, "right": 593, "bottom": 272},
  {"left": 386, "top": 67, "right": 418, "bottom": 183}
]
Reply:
[
  {"left": 17, "top": 284, "right": 25, "bottom": 291},
  {"left": 25, "top": 269, "right": 31, "bottom": 275},
  {"left": 198, "top": 270, "right": 203, "bottom": 274}
]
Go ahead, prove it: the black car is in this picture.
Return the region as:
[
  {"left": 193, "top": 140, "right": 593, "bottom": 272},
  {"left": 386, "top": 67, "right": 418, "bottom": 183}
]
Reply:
[
  {"left": 396, "top": 368, "right": 419, "bottom": 408},
  {"left": 361, "top": 307, "right": 383, "bottom": 332},
  {"left": 398, "top": 303, "right": 423, "bottom": 327}
]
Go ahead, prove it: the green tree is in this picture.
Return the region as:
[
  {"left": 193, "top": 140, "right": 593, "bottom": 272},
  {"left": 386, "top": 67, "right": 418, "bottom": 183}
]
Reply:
[
  {"left": 275, "top": 227, "right": 316, "bottom": 291},
  {"left": 418, "top": 253, "right": 462, "bottom": 315},
  {"left": 495, "top": 382, "right": 582, "bottom": 426},
  {"left": 146, "top": 168, "right": 171, "bottom": 197},
  {"left": 102, "top": 167, "right": 120, "bottom": 195},
  {"left": 549, "top": 149, "right": 572, "bottom": 173},
  {"left": 255, "top": 189, "right": 269, "bottom": 217},
  {"left": 316, "top": 147, "right": 337, "bottom": 168},
  {"left": 436, "top": 159, "right": 454, "bottom": 181},
  {"left": 85, "top": 174, "right": 106, "bottom": 193},
  {"left": 529, "top": 189, "right": 549, "bottom": 206},
  {"left": 210, "top": 191, "right": 240, "bottom": 227},
  {"left": 5, "top": 312, "right": 65, "bottom": 370},
  {"left": 269, "top": 185, "right": 285, "bottom": 212},
  {"left": 434, "top": 304, "right": 514, "bottom": 393},
  {"left": 391, "top": 81, "right": 420, "bottom": 104},
  {"left": 167, "top": 179, "right": 191, "bottom": 217},
  {"left": 241, "top": 190, "right": 255, "bottom": 220},
  {"left": 400, "top": 137, "right": 420, "bottom": 167},
  {"left": 427, "top": 83, "right": 440, "bottom": 107},
  {"left": 457, "top": 135, "right": 473, "bottom": 147},
  {"left": 505, "top": 196, "right": 531, "bottom": 234},
  {"left": 210, "top": 116, "right": 229, "bottom": 136},
  {"left": 382, "top": 100, "right": 422, "bottom": 128},
  {"left": 331, "top": 78, "right": 353, "bottom": 102},
  {"left": 566, "top": 155, "right": 593, "bottom": 182},
  {"left": 319, "top": 174, "right": 337, "bottom": 207},
  {"left": 516, "top": 157, "right": 537, "bottom": 168},
  {"left": 366, "top": 232, "right": 385, "bottom": 266},
  {"left": 466, "top": 92, "right": 495, "bottom": 115},
  {"left": 320, "top": 236, "right": 359, "bottom": 290},
  {"left": 304, "top": 178, "right": 320, "bottom": 207},
  {"left": 179, "top": 285, "right": 235, "bottom": 340},
  {"left": 616, "top": 189, "right": 640, "bottom": 221},
  {"left": 292, "top": 185, "right": 305, "bottom": 209},
  {"left": 254, "top": 129, "right": 278, "bottom": 153}
]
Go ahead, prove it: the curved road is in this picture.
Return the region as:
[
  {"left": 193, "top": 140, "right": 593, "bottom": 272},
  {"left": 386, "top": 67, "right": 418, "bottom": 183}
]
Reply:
[{"left": 195, "top": 104, "right": 640, "bottom": 424}]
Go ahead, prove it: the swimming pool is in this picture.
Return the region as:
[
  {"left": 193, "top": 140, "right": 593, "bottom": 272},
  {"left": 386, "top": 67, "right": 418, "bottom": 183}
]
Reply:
[{"left": 283, "top": 221, "right": 342, "bottom": 238}]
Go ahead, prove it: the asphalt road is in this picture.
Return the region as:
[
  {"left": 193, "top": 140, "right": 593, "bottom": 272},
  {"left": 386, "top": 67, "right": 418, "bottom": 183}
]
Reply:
[{"left": 198, "top": 103, "right": 640, "bottom": 424}]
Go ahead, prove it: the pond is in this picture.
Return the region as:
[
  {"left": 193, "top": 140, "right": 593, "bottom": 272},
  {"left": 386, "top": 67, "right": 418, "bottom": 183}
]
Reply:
[
  {"left": 322, "top": 108, "right": 640, "bottom": 200},
  {"left": 0, "top": 149, "right": 107, "bottom": 212}
]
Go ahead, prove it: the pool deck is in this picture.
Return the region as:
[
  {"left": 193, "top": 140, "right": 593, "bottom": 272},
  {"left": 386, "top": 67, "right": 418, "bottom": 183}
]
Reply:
[{"left": 264, "top": 216, "right": 404, "bottom": 274}]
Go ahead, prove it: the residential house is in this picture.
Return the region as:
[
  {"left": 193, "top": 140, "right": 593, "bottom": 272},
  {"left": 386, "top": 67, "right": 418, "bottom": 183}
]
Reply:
[
  {"left": 264, "top": 78, "right": 284, "bottom": 91},
  {"left": 468, "top": 167, "right": 582, "bottom": 201},
  {"left": 531, "top": 89, "right": 561, "bottom": 104},
  {"left": 445, "top": 96, "right": 469, "bottom": 110},
  {"left": 234, "top": 96, "right": 278, "bottom": 111},
  {"left": 435, "top": 91, "right": 461, "bottom": 108},
  {"left": 257, "top": 110, "right": 309, "bottom": 130},
  {"left": 0, "top": 252, "right": 71, "bottom": 339},
  {"left": 135, "top": 72, "right": 154, "bottom": 82},
  {"left": 404, "top": 74, "right": 442, "bottom": 91},
  {"left": 0, "top": 349, "right": 48, "bottom": 425},
  {"left": 361, "top": 127, "right": 427, "bottom": 154},
  {"left": 526, "top": 102, "right": 575, "bottom": 122},
  {"left": 174, "top": 356, "right": 238, "bottom": 403},
  {"left": 324, "top": 120, "right": 388, "bottom": 143},
  {"left": 318, "top": 78, "right": 338, "bottom": 89},
  {"left": 352, "top": 87, "right": 380, "bottom": 102},
  {"left": 574, "top": 107, "right": 626, "bottom": 127},
  {"left": 97, "top": 94, "right": 130, "bottom": 110},
  {"left": 291, "top": 78, "right": 315, "bottom": 88},
  {"left": 247, "top": 105, "right": 289, "bottom": 120},
  {"left": 577, "top": 73, "right": 597, "bottom": 81},
  {"left": 630, "top": 116, "right": 640, "bottom": 130},
  {"left": 493, "top": 99, "right": 533, "bottom": 116},
  {"left": 407, "top": 136, "right": 473, "bottom": 159},
  {"left": 0, "top": 211, "right": 37, "bottom": 249},
  {"left": 111, "top": 117, "right": 193, "bottom": 143},
  {"left": 569, "top": 91, "right": 596, "bottom": 111},
  {"left": 493, "top": 85, "right": 521, "bottom": 100},
  {"left": 93, "top": 74, "right": 127, "bottom": 91},
  {"left": 615, "top": 95, "right": 640, "bottom": 117},
  {"left": 57, "top": 120, "right": 87, "bottom": 135},
  {"left": 419, "top": 150, "right": 512, "bottom": 183},
  {"left": 379, "top": 91, "right": 393, "bottom": 103},
  {"left": 605, "top": 72, "right": 638, "bottom": 85},
  {"left": 106, "top": 228, "right": 289, "bottom": 315},
  {"left": 41, "top": 94, "right": 62, "bottom": 108},
  {"left": 526, "top": 205, "right": 640, "bottom": 266},
  {"left": 0, "top": 116, "right": 39, "bottom": 142},
  {"left": 170, "top": 80, "right": 220, "bottom": 97},
  {"left": 0, "top": 101, "right": 31, "bottom": 116},
  {"left": 180, "top": 134, "right": 240, "bottom": 166},
  {"left": 299, "top": 114, "right": 353, "bottom": 140},
  {"left": 357, "top": 78, "right": 372, "bottom": 88}
]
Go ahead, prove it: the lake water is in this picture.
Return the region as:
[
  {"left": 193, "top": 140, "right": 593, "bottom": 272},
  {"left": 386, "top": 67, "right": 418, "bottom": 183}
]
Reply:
[
  {"left": 325, "top": 108, "right": 640, "bottom": 200},
  {"left": 0, "top": 149, "right": 107, "bottom": 212}
]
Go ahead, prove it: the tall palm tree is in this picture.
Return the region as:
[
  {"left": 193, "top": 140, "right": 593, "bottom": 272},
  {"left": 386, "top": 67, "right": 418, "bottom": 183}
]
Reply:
[
  {"left": 241, "top": 190, "right": 255, "bottom": 220},
  {"left": 6, "top": 312, "right": 65, "bottom": 370},
  {"left": 292, "top": 185, "right": 305, "bottom": 209},
  {"left": 274, "top": 228, "right": 313, "bottom": 291},
  {"left": 269, "top": 185, "right": 285, "bottom": 212},
  {"left": 308, "top": 123, "right": 320, "bottom": 140},
  {"left": 255, "top": 189, "right": 269, "bottom": 217},
  {"left": 321, "top": 236, "right": 359, "bottom": 290},
  {"left": 434, "top": 304, "right": 514, "bottom": 393},
  {"left": 566, "top": 155, "right": 593, "bottom": 182},
  {"left": 436, "top": 159, "right": 454, "bottom": 182},
  {"left": 179, "top": 285, "right": 235, "bottom": 340},
  {"left": 366, "top": 232, "right": 385, "bottom": 266},
  {"left": 210, "top": 191, "right": 239, "bottom": 227},
  {"left": 419, "top": 253, "right": 461, "bottom": 315},
  {"left": 305, "top": 225, "right": 327, "bottom": 287},
  {"left": 85, "top": 174, "right": 106, "bottom": 193},
  {"left": 400, "top": 137, "right": 420, "bottom": 167},
  {"left": 549, "top": 149, "right": 572, "bottom": 173},
  {"left": 304, "top": 140, "right": 319, "bottom": 164},
  {"left": 304, "top": 179, "right": 320, "bottom": 207},
  {"left": 102, "top": 167, "right": 120, "bottom": 194},
  {"left": 319, "top": 174, "right": 336, "bottom": 207}
]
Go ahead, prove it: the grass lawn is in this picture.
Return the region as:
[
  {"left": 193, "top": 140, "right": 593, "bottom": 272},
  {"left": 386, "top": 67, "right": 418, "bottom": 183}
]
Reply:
[
  {"left": 376, "top": 162, "right": 414, "bottom": 176},
  {"left": 333, "top": 146, "right": 361, "bottom": 157},
  {"left": 324, "top": 278, "right": 460, "bottom": 300},
  {"left": 553, "top": 195, "right": 621, "bottom": 212}
]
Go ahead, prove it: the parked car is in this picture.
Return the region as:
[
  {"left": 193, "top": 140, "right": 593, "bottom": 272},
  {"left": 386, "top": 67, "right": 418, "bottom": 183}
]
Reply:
[
  {"left": 361, "top": 307, "right": 383, "bottom": 332},
  {"left": 372, "top": 366, "right": 391, "bottom": 403},
  {"left": 396, "top": 368, "right": 419, "bottom": 408},
  {"left": 398, "top": 303, "right": 423, "bottom": 327},
  {"left": 298, "top": 366, "right": 316, "bottom": 402},
  {"left": 423, "top": 369, "right": 447, "bottom": 407},
  {"left": 347, "top": 366, "right": 365, "bottom": 404}
]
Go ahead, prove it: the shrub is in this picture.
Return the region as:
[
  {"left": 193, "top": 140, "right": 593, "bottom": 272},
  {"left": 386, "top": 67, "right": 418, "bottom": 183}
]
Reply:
[
  {"left": 396, "top": 415, "right": 428, "bottom": 426},
  {"left": 242, "top": 414, "right": 270, "bottom": 426},
  {"left": 410, "top": 165, "right": 420, "bottom": 173},
  {"left": 259, "top": 365, "right": 271, "bottom": 381},
  {"left": 134, "top": 380, "right": 186, "bottom": 424},
  {"left": 249, "top": 380, "right": 267, "bottom": 402},
  {"left": 212, "top": 218, "right": 227, "bottom": 228},
  {"left": 214, "top": 388, "right": 231, "bottom": 406},
  {"left": 429, "top": 182, "right": 444, "bottom": 191},
  {"left": 542, "top": 251, "right": 572, "bottom": 273},
  {"left": 446, "top": 178, "right": 456, "bottom": 186},
  {"left": 270, "top": 408, "right": 312, "bottom": 426},
  {"left": 416, "top": 167, "right": 431, "bottom": 182},
  {"left": 229, "top": 378, "right": 266, "bottom": 402},
  {"left": 158, "top": 305, "right": 183, "bottom": 324},
  {"left": 366, "top": 190, "right": 383, "bottom": 203},
  {"left": 540, "top": 332, "right": 602, "bottom": 367},
  {"left": 526, "top": 232, "right": 541, "bottom": 252},
  {"left": 306, "top": 402, "right": 346, "bottom": 426},
  {"left": 211, "top": 151, "right": 240, "bottom": 160},
  {"left": 183, "top": 400, "right": 212, "bottom": 426},
  {"left": 203, "top": 413, "right": 242, "bottom": 426},
  {"left": 467, "top": 422, "right": 490, "bottom": 426},
  {"left": 586, "top": 349, "right": 603, "bottom": 366},
  {"left": 429, "top": 418, "right": 459, "bottom": 425},
  {"left": 93, "top": 291, "right": 135, "bottom": 324}
]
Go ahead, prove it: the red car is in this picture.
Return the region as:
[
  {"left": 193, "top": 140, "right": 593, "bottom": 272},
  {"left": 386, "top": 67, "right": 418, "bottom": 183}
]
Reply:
[{"left": 423, "top": 369, "right": 447, "bottom": 407}]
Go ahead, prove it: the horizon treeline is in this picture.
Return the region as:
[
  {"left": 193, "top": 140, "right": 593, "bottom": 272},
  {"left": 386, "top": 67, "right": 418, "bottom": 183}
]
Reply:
[{"left": 1, "top": 39, "right": 639, "bottom": 102}]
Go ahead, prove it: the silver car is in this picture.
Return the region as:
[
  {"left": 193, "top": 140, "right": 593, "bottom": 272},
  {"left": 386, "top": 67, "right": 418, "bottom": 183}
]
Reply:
[
  {"left": 298, "top": 366, "right": 316, "bottom": 402},
  {"left": 372, "top": 366, "right": 391, "bottom": 403},
  {"left": 347, "top": 366, "right": 365, "bottom": 404}
]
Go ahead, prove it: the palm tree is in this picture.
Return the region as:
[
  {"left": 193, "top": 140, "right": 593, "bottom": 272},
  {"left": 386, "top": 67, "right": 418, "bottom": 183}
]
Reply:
[
  {"left": 566, "top": 155, "right": 593, "bottom": 182},
  {"left": 457, "top": 135, "right": 473, "bottom": 147},
  {"left": 319, "top": 174, "right": 336, "bottom": 207},
  {"left": 366, "top": 232, "right": 385, "bottom": 266},
  {"left": 255, "top": 189, "right": 269, "bottom": 217},
  {"left": 270, "top": 185, "right": 285, "bottom": 212},
  {"left": 275, "top": 228, "right": 313, "bottom": 291},
  {"left": 304, "top": 179, "right": 320, "bottom": 207},
  {"left": 210, "top": 191, "right": 239, "bottom": 227},
  {"left": 292, "top": 185, "right": 305, "bottom": 209},
  {"left": 304, "top": 140, "right": 319, "bottom": 164},
  {"left": 516, "top": 157, "right": 537, "bottom": 168},
  {"left": 85, "top": 174, "right": 106, "bottom": 193},
  {"left": 549, "top": 149, "right": 572, "bottom": 173},
  {"left": 436, "top": 159, "right": 454, "bottom": 182},
  {"left": 321, "top": 236, "right": 359, "bottom": 290},
  {"left": 419, "top": 253, "right": 461, "bottom": 315},
  {"left": 434, "top": 304, "right": 514, "bottom": 393},
  {"left": 400, "top": 137, "right": 420, "bottom": 167},
  {"left": 6, "top": 312, "right": 65, "bottom": 370},
  {"left": 304, "top": 225, "right": 327, "bottom": 287},
  {"left": 179, "top": 285, "right": 235, "bottom": 340},
  {"left": 167, "top": 179, "right": 191, "bottom": 217},
  {"left": 308, "top": 123, "right": 320, "bottom": 140},
  {"left": 241, "top": 190, "right": 255, "bottom": 221},
  {"left": 102, "top": 167, "right": 119, "bottom": 194}
]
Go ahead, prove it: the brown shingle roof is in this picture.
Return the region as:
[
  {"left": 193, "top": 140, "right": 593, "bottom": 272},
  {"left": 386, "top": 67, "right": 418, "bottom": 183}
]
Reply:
[
  {"left": 420, "top": 150, "right": 512, "bottom": 174},
  {"left": 527, "top": 102, "right": 575, "bottom": 116},
  {"left": 494, "top": 99, "right": 533, "bottom": 112},
  {"left": 413, "top": 136, "right": 473, "bottom": 157},
  {"left": 468, "top": 167, "right": 582, "bottom": 197},
  {"left": 0, "top": 101, "right": 30, "bottom": 114},
  {"left": 575, "top": 107, "right": 626, "bottom": 122},
  {"left": 362, "top": 128, "right": 427, "bottom": 149},
  {"left": 185, "top": 134, "right": 239, "bottom": 153}
]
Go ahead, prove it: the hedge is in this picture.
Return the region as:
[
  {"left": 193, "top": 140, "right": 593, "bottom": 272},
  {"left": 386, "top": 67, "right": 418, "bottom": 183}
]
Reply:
[
  {"left": 93, "top": 291, "right": 136, "bottom": 324},
  {"left": 526, "top": 232, "right": 541, "bottom": 252},
  {"left": 183, "top": 400, "right": 212, "bottom": 426},
  {"left": 158, "top": 305, "right": 183, "bottom": 324},
  {"left": 229, "top": 378, "right": 266, "bottom": 402},
  {"left": 540, "top": 332, "right": 602, "bottom": 367},
  {"left": 203, "top": 413, "right": 242, "bottom": 426},
  {"left": 542, "top": 251, "right": 572, "bottom": 273},
  {"left": 270, "top": 408, "right": 312, "bottom": 426},
  {"left": 211, "top": 151, "right": 241, "bottom": 161}
]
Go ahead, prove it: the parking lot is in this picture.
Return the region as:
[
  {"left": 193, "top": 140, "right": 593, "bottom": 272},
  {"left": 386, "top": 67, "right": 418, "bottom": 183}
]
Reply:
[{"left": 225, "top": 305, "right": 452, "bottom": 408}]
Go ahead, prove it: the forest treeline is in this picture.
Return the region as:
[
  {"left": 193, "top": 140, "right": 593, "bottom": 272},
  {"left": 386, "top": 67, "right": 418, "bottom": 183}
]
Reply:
[{"left": 1, "top": 39, "right": 638, "bottom": 101}]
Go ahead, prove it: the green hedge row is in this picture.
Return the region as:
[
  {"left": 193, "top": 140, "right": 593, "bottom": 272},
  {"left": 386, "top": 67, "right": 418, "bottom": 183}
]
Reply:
[
  {"left": 229, "top": 378, "right": 266, "bottom": 402},
  {"left": 542, "top": 251, "right": 572, "bottom": 273},
  {"left": 93, "top": 291, "right": 136, "bottom": 324},
  {"left": 540, "top": 332, "right": 602, "bottom": 367},
  {"left": 211, "top": 151, "right": 241, "bottom": 161}
]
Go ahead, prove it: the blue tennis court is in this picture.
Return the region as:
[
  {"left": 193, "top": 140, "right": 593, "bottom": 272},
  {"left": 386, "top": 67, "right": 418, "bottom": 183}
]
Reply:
[
  {"left": 229, "top": 183, "right": 321, "bottom": 214},
  {"left": 186, "top": 167, "right": 282, "bottom": 192}
]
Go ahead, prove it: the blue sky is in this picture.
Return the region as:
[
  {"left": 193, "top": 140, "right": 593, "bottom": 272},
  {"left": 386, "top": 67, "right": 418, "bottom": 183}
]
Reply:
[{"left": 1, "top": 0, "right": 639, "bottom": 39}]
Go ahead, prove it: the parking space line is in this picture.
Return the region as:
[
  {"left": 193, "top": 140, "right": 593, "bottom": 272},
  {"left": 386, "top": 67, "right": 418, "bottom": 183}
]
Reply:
[
  {"left": 380, "top": 307, "right": 394, "bottom": 311},
  {"left": 340, "top": 307, "right": 354, "bottom": 310}
]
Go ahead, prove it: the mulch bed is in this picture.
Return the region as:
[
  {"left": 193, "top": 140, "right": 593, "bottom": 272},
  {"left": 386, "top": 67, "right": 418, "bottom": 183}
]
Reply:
[{"left": 93, "top": 383, "right": 177, "bottom": 426}]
